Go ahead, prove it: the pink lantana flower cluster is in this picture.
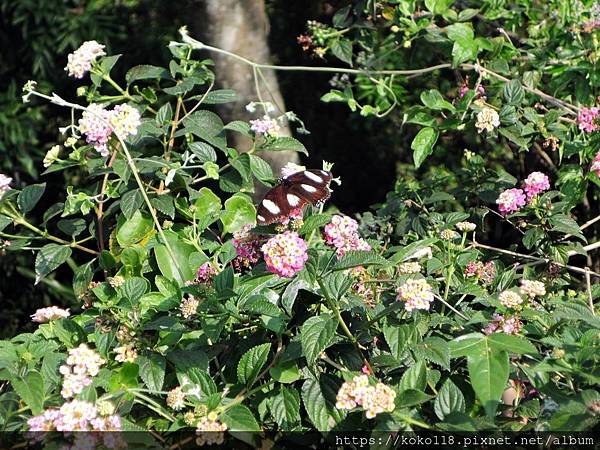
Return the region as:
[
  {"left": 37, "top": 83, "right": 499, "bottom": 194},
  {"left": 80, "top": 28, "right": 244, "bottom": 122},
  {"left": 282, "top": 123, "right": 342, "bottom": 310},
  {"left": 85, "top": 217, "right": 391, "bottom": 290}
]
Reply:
[
  {"left": 464, "top": 261, "right": 496, "bottom": 284},
  {"left": 27, "top": 400, "right": 121, "bottom": 433},
  {"left": 249, "top": 116, "right": 280, "bottom": 137},
  {"left": 577, "top": 106, "right": 600, "bottom": 133},
  {"left": 280, "top": 162, "right": 306, "bottom": 178},
  {"left": 232, "top": 225, "right": 262, "bottom": 271},
  {"left": 335, "top": 374, "right": 396, "bottom": 419},
  {"left": 591, "top": 151, "right": 600, "bottom": 177},
  {"left": 396, "top": 278, "right": 435, "bottom": 312},
  {"left": 0, "top": 173, "right": 12, "bottom": 197},
  {"left": 496, "top": 171, "right": 551, "bottom": 214},
  {"left": 59, "top": 344, "right": 105, "bottom": 399},
  {"left": 196, "top": 415, "right": 228, "bottom": 446},
  {"left": 323, "top": 215, "right": 371, "bottom": 257},
  {"left": 30, "top": 306, "right": 70, "bottom": 323},
  {"left": 261, "top": 231, "right": 308, "bottom": 278},
  {"left": 196, "top": 262, "right": 217, "bottom": 283},
  {"left": 483, "top": 313, "right": 523, "bottom": 335},
  {"left": 496, "top": 188, "right": 526, "bottom": 214},
  {"left": 65, "top": 41, "right": 106, "bottom": 78},
  {"left": 78, "top": 103, "right": 141, "bottom": 157},
  {"left": 523, "top": 171, "right": 550, "bottom": 199}
]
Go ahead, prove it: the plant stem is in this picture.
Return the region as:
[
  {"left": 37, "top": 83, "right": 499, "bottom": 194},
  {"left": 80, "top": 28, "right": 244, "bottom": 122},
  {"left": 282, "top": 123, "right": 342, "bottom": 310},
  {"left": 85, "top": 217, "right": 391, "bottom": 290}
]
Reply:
[{"left": 317, "top": 277, "right": 374, "bottom": 374}]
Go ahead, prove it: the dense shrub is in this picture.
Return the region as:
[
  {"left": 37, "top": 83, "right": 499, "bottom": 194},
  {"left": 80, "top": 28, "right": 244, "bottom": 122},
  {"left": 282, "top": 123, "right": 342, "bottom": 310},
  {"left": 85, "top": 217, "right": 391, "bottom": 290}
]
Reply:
[{"left": 0, "top": 0, "right": 599, "bottom": 447}]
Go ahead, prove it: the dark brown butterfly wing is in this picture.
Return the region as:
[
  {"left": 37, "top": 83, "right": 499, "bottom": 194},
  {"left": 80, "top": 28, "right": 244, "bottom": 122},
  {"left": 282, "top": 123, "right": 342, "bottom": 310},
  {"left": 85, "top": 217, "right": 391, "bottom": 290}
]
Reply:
[{"left": 256, "top": 170, "right": 332, "bottom": 225}]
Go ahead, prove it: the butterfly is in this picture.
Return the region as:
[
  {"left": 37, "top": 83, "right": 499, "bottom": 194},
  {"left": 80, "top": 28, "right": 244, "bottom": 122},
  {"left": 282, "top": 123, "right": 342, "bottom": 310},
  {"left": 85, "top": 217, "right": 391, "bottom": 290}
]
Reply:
[{"left": 256, "top": 169, "right": 333, "bottom": 226}]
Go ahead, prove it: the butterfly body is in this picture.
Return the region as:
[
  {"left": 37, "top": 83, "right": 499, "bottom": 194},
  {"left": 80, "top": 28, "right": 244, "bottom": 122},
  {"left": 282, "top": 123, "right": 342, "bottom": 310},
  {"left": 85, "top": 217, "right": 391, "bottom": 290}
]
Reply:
[{"left": 256, "top": 169, "right": 333, "bottom": 225}]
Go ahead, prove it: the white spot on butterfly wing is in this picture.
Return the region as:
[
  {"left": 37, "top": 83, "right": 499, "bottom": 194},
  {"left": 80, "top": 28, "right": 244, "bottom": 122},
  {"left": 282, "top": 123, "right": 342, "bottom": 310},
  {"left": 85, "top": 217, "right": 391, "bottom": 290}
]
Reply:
[
  {"left": 257, "top": 215, "right": 266, "bottom": 223},
  {"left": 320, "top": 170, "right": 329, "bottom": 177},
  {"left": 301, "top": 184, "right": 317, "bottom": 193},
  {"left": 303, "top": 171, "right": 323, "bottom": 183},
  {"left": 262, "top": 199, "right": 280, "bottom": 214},
  {"left": 287, "top": 194, "right": 301, "bottom": 206}
]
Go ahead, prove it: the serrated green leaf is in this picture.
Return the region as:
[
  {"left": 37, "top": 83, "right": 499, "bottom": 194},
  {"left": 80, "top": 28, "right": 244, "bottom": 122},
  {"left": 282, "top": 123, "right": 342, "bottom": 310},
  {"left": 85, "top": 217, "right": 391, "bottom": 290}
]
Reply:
[
  {"left": 301, "top": 314, "right": 337, "bottom": 364},
  {"left": 270, "top": 387, "right": 301, "bottom": 430},
  {"left": 220, "top": 404, "right": 260, "bottom": 431},
  {"left": 237, "top": 343, "right": 271, "bottom": 386},
  {"left": 261, "top": 137, "right": 308, "bottom": 155},
  {"left": 221, "top": 194, "right": 256, "bottom": 235},
  {"left": 332, "top": 251, "right": 388, "bottom": 271},
  {"left": 434, "top": 379, "right": 465, "bottom": 420},
  {"left": 411, "top": 127, "right": 439, "bottom": 168},
  {"left": 35, "top": 244, "right": 72, "bottom": 284},
  {"left": 138, "top": 353, "right": 166, "bottom": 392},
  {"left": 18, "top": 183, "right": 45, "bottom": 214},
  {"left": 189, "top": 142, "right": 217, "bottom": 163}
]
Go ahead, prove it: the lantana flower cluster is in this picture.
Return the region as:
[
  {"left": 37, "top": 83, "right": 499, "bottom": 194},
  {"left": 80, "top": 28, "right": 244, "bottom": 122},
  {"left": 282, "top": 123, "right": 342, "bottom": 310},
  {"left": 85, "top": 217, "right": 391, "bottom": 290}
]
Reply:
[
  {"left": 398, "top": 262, "right": 422, "bottom": 274},
  {"left": 59, "top": 344, "right": 105, "bottom": 399},
  {"left": 65, "top": 40, "right": 106, "bottom": 78},
  {"left": 261, "top": 230, "right": 308, "bottom": 278},
  {"left": 323, "top": 215, "right": 371, "bottom": 257},
  {"left": 196, "top": 262, "right": 217, "bottom": 283},
  {"left": 519, "top": 279, "right": 546, "bottom": 298},
  {"left": 180, "top": 295, "right": 199, "bottom": 319},
  {"left": 577, "top": 106, "right": 600, "bottom": 133},
  {"left": 249, "top": 116, "right": 280, "bottom": 137},
  {"left": 232, "top": 225, "right": 261, "bottom": 271},
  {"left": 396, "top": 278, "right": 435, "bottom": 312},
  {"left": 483, "top": 313, "right": 523, "bottom": 335},
  {"left": 496, "top": 171, "right": 551, "bottom": 214},
  {"left": 196, "top": 414, "right": 228, "bottom": 446},
  {"left": 499, "top": 290, "right": 524, "bottom": 309},
  {"left": 0, "top": 173, "right": 12, "bottom": 197},
  {"left": 592, "top": 151, "right": 600, "bottom": 177},
  {"left": 166, "top": 386, "right": 186, "bottom": 411},
  {"left": 335, "top": 374, "right": 396, "bottom": 419},
  {"left": 464, "top": 261, "right": 496, "bottom": 284},
  {"left": 78, "top": 103, "right": 141, "bottom": 157},
  {"left": 114, "top": 343, "right": 138, "bottom": 363},
  {"left": 475, "top": 107, "right": 500, "bottom": 133},
  {"left": 30, "top": 306, "right": 70, "bottom": 323},
  {"left": 27, "top": 400, "right": 121, "bottom": 433}
]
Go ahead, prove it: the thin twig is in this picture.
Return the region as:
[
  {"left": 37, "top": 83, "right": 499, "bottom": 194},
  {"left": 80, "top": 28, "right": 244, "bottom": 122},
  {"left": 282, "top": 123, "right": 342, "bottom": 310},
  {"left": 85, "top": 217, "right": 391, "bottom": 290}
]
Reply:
[{"left": 585, "top": 267, "right": 595, "bottom": 316}]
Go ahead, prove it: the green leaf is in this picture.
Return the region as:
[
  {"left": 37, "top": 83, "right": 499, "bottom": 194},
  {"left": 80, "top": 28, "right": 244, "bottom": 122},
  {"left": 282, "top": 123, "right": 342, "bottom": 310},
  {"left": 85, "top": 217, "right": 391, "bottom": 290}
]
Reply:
[
  {"left": 11, "top": 371, "right": 44, "bottom": 414},
  {"left": 411, "top": 127, "right": 439, "bottom": 168},
  {"left": 270, "top": 387, "right": 301, "bottom": 430},
  {"left": 120, "top": 189, "right": 144, "bottom": 219},
  {"left": 221, "top": 194, "right": 256, "bottom": 235},
  {"left": 189, "top": 142, "right": 217, "bottom": 163},
  {"left": 57, "top": 218, "right": 86, "bottom": 237},
  {"left": 155, "top": 102, "right": 173, "bottom": 125},
  {"left": 301, "top": 377, "right": 344, "bottom": 431},
  {"left": 396, "top": 389, "right": 433, "bottom": 409},
  {"left": 332, "top": 251, "right": 388, "bottom": 271},
  {"left": 503, "top": 79, "right": 525, "bottom": 105},
  {"left": 270, "top": 360, "right": 301, "bottom": 384},
  {"left": 330, "top": 38, "right": 353, "bottom": 65},
  {"left": 425, "top": 0, "right": 453, "bottom": 14},
  {"left": 417, "top": 336, "right": 450, "bottom": 370},
  {"left": 486, "top": 333, "right": 538, "bottom": 355},
  {"left": 249, "top": 155, "right": 274, "bottom": 182},
  {"left": 151, "top": 195, "right": 175, "bottom": 219},
  {"left": 467, "top": 348, "right": 509, "bottom": 417},
  {"left": 301, "top": 314, "right": 337, "bottom": 364},
  {"left": 434, "top": 379, "right": 465, "bottom": 420},
  {"left": 154, "top": 230, "right": 195, "bottom": 286},
  {"left": 194, "top": 187, "right": 222, "bottom": 217},
  {"left": 121, "top": 277, "right": 148, "bottom": 303},
  {"left": 261, "top": 137, "right": 308, "bottom": 155},
  {"left": 0, "top": 215, "right": 11, "bottom": 232},
  {"left": 126, "top": 65, "right": 170, "bottom": 84},
  {"left": 549, "top": 214, "right": 585, "bottom": 241},
  {"left": 138, "top": 353, "right": 166, "bottom": 392},
  {"left": 420, "top": 90, "right": 455, "bottom": 112},
  {"left": 452, "top": 38, "right": 479, "bottom": 67},
  {"left": 202, "top": 89, "right": 238, "bottom": 104},
  {"left": 18, "top": 183, "right": 46, "bottom": 214},
  {"left": 220, "top": 404, "right": 260, "bottom": 431},
  {"left": 35, "top": 244, "right": 72, "bottom": 284},
  {"left": 237, "top": 343, "right": 271, "bottom": 387},
  {"left": 224, "top": 120, "right": 252, "bottom": 137},
  {"left": 399, "top": 360, "right": 427, "bottom": 391},
  {"left": 116, "top": 211, "right": 154, "bottom": 247},
  {"left": 383, "top": 323, "right": 416, "bottom": 360}
]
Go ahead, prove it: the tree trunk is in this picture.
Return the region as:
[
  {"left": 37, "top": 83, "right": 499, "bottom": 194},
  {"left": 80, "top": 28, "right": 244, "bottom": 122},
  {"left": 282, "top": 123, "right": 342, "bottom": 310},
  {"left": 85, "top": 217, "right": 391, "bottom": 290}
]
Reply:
[{"left": 193, "top": 0, "right": 299, "bottom": 196}]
